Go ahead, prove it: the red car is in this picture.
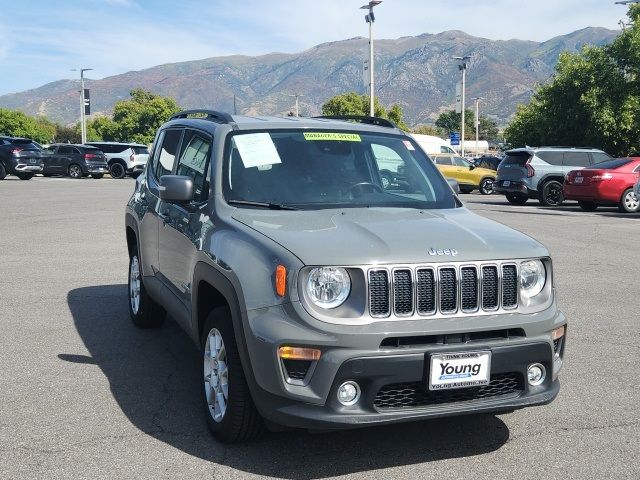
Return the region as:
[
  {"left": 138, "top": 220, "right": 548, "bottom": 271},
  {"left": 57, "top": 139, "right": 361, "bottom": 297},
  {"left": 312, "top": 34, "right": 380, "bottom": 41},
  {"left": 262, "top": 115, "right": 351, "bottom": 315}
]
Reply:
[{"left": 564, "top": 157, "right": 640, "bottom": 213}]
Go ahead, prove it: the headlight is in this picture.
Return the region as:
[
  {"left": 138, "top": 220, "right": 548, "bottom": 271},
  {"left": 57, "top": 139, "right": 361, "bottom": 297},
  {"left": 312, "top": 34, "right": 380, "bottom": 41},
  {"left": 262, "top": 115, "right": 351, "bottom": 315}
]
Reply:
[
  {"left": 520, "top": 260, "right": 546, "bottom": 298},
  {"left": 306, "top": 267, "right": 351, "bottom": 309}
]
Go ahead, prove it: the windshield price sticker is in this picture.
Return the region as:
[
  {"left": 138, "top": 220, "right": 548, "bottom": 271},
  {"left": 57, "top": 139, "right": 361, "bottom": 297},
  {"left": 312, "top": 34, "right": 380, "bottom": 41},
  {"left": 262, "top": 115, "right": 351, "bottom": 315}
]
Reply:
[
  {"left": 234, "top": 133, "right": 282, "bottom": 169},
  {"left": 303, "top": 132, "right": 362, "bottom": 142}
]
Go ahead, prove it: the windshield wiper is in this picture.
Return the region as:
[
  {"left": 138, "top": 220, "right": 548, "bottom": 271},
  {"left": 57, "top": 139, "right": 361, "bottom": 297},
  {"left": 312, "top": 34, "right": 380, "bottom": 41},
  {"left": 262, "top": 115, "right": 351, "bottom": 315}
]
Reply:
[{"left": 227, "top": 199, "right": 299, "bottom": 211}]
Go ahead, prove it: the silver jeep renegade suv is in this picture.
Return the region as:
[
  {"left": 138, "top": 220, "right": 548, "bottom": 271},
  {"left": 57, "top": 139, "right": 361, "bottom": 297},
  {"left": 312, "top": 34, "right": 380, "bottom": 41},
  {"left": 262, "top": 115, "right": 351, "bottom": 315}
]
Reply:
[{"left": 125, "top": 110, "right": 567, "bottom": 443}]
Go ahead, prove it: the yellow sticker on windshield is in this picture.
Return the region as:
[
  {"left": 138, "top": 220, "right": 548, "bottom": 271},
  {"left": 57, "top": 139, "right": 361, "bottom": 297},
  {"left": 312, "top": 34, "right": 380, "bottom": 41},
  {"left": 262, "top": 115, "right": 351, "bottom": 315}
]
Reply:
[{"left": 303, "top": 132, "right": 361, "bottom": 142}]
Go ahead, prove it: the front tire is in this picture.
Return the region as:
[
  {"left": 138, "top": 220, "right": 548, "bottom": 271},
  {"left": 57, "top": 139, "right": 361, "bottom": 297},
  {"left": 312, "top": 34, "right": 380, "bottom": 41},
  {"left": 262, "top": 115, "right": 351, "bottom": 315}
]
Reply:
[
  {"left": 68, "top": 164, "right": 83, "bottom": 179},
  {"left": 505, "top": 193, "right": 528, "bottom": 205},
  {"left": 539, "top": 180, "right": 564, "bottom": 207},
  {"left": 110, "top": 162, "right": 126, "bottom": 179},
  {"left": 16, "top": 173, "right": 34, "bottom": 180},
  {"left": 0, "top": 164, "right": 6, "bottom": 180},
  {"left": 201, "top": 308, "right": 263, "bottom": 443},
  {"left": 479, "top": 178, "right": 494, "bottom": 195},
  {"left": 578, "top": 201, "right": 598, "bottom": 212},
  {"left": 619, "top": 188, "right": 640, "bottom": 213},
  {"left": 128, "top": 252, "right": 165, "bottom": 328}
]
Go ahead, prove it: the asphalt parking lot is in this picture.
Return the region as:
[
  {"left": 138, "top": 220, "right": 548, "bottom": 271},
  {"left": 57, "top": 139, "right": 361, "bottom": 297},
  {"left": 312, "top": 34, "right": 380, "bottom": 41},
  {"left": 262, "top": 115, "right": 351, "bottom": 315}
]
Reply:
[{"left": 1, "top": 176, "right": 639, "bottom": 480}]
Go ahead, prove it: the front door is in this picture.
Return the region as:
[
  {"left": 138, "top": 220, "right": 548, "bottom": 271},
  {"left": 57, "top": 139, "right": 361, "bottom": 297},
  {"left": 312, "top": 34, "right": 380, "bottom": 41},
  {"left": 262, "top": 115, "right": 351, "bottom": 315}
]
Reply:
[{"left": 158, "top": 128, "right": 213, "bottom": 311}]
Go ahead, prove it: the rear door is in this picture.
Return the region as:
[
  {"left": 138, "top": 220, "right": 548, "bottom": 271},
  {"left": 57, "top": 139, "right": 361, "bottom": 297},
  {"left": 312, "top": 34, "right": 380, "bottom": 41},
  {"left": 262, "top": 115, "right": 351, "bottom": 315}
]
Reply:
[
  {"left": 563, "top": 151, "right": 591, "bottom": 175},
  {"left": 158, "top": 128, "right": 213, "bottom": 315},
  {"left": 434, "top": 155, "right": 457, "bottom": 180},
  {"left": 57, "top": 145, "right": 75, "bottom": 173}
]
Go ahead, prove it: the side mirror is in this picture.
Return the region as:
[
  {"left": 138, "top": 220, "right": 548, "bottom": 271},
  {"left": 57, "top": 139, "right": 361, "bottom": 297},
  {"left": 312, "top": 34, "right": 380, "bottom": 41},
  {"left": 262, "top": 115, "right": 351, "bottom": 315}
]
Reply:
[
  {"left": 447, "top": 178, "right": 460, "bottom": 194},
  {"left": 469, "top": 165, "right": 476, "bottom": 170},
  {"left": 159, "top": 175, "right": 194, "bottom": 203}
]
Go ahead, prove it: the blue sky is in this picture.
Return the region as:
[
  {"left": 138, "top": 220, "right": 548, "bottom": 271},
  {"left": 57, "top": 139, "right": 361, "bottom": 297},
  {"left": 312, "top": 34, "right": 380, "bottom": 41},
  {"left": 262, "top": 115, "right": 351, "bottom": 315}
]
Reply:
[{"left": 0, "top": 0, "right": 625, "bottom": 95}]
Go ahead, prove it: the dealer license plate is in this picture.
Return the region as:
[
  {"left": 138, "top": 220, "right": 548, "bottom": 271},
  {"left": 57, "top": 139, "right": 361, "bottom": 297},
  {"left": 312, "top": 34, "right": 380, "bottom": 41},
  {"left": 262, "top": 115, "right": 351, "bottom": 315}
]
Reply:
[
  {"left": 429, "top": 351, "right": 491, "bottom": 391},
  {"left": 502, "top": 180, "right": 511, "bottom": 187}
]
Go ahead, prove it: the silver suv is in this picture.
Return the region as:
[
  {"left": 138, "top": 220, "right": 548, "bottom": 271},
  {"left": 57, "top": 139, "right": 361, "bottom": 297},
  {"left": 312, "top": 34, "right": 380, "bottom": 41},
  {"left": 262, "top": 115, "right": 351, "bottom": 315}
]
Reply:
[
  {"left": 86, "top": 142, "right": 149, "bottom": 179},
  {"left": 125, "top": 111, "right": 567, "bottom": 442},
  {"left": 495, "top": 147, "right": 612, "bottom": 206}
]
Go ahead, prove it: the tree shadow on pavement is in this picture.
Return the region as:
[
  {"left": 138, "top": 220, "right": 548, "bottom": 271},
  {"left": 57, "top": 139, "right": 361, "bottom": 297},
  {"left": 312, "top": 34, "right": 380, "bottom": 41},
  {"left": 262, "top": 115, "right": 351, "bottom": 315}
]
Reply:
[{"left": 64, "top": 284, "right": 510, "bottom": 479}]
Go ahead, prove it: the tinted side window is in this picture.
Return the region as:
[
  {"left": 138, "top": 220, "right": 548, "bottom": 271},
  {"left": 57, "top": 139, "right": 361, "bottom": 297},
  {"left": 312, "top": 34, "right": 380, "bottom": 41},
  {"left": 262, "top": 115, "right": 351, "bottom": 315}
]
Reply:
[
  {"left": 175, "top": 130, "right": 212, "bottom": 202},
  {"left": 435, "top": 156, "right": 452, "bottom": 166},
  {"left": 155, "top": 129, "right": 182, "bottom": 178},
  {"left": 59, "top": 146, "right": 74, "bottom": 155},
  {"left": 536, "top": 151, "right": 564, "bottom": 166},
  {"left": 564, "top": 152, "right": 590, "bottom": 167},
  {"left": 591, "top": 152, "right": 612, "bottom": 165}
]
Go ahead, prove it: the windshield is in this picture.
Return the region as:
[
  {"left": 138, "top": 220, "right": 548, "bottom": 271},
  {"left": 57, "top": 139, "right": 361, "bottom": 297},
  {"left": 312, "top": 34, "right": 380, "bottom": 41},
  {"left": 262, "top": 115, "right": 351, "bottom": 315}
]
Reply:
[{"left": 223, "top": 130, "right": 458, "bottom": 210}]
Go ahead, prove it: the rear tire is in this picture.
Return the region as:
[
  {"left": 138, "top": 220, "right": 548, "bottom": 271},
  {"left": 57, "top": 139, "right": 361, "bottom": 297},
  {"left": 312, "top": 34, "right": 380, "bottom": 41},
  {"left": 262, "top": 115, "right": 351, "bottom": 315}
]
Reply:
[
  {"left": 505, "top": 193, "right": 528, "bottom": 205},
  {"left": 618, "top": 188, "right": 640, "bottom": 213},
  {"left": 128, "top": 250, "right": 165, "bottom": 328},
  {"left": 0, "top": 164, "right": 6, "bottom": 180},
  {"left": 539, "top": 180, "right": 564, "bottom": 207},
  {"left": 91, "top": 174, "right": 104, "bottom": 179},
  {"left": 479, "top": 178, "right": 494, "bottom": 195},
  {"left": 578, "top": 201, "right": 598, "bottom": 212},
  {"left": 68, "top": 164, "right": 83, "bottom": 179},
  {"left": 16, "top": 173, "right": 33, "bottom": 180},
  {"left": 110, "top": 162, "right": 127, "bottom": 179},
  {"left": 201, "top": 308, "right": 263, "bottom": 443}
]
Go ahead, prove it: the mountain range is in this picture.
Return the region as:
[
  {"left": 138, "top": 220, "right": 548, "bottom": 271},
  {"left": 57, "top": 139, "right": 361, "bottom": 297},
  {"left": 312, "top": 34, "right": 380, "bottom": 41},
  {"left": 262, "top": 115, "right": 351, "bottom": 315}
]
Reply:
[{"left": 0, "top": 27, "right": 618, "bottom": 127}]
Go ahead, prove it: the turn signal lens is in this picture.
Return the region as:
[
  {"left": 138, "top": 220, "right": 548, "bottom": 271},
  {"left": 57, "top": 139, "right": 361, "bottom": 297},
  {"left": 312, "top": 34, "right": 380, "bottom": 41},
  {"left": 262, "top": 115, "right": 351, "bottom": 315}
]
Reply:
[
  {"left": 278, "top": 346, "right": 321, "bottom": 361},
  {"left": 275, "top": 265, "right": 287, "bottom": 297},
  {"left": 552, "top": 325, "right": 566, "bottom": 341}
]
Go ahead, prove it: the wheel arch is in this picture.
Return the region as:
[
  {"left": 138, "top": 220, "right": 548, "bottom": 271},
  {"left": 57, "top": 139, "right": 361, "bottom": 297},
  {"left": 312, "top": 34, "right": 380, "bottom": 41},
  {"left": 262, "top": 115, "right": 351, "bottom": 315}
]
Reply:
[
  {"left": 536, "top": 174, "right": 564, "bottom": 192},
  {"left": 192, "top": 262, "right": 257, "bottom": 392}
]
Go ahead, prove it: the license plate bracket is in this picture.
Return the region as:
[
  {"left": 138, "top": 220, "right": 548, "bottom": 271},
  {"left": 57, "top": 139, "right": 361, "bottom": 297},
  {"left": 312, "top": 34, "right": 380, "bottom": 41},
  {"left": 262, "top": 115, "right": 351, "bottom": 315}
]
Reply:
[
  {"left": 428, "top": 351, "right": 491, "bottom": 391},
  {"left": 502, "top": 180, "right": 511, "bottom": 187}
]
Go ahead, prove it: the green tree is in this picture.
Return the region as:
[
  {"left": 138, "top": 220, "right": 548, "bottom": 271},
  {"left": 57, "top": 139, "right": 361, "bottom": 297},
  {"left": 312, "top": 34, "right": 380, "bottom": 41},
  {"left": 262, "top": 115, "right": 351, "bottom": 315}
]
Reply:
[
  {"left": 436, "top": 109, "right": 500, "bottom": 141},
  {"left": 54, "top": 124, "right": 81, "bottom": 143},
  {"left": 412, "top": 124, "right": 444, "bottom": 136},
  {"left": 0, "top": 108, "right": 56, "bottom": 143},
  {"left": 505, "top": 5, "right": 640, "bottom": 156},
  {"left": 87, "top": 89, "right": 181, "bottom": 144},
  {"left": 321, "top": 92, "right": 408, "bottom": 130}
]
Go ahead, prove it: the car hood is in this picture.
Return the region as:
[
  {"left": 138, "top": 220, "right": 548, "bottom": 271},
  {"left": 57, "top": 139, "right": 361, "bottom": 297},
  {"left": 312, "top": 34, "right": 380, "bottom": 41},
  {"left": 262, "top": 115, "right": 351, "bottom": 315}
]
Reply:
[{"left": 231, "top": 207, "right": 547, "bottom": 265}]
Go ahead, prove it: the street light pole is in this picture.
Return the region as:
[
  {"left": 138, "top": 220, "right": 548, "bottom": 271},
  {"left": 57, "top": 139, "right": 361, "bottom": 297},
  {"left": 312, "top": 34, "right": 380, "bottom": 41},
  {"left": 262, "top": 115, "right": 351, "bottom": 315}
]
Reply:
[
  {"left": 72, "top": 68, "right": 93, "bottom": 144},
  {"left": 453, "top": 56, "right": 471, "bottom": 156},
  {"left": 288, "top": 94, "right": 304, "bottom": 117},
  {"left": 472, "top": 97, "right": 483, "bottom": 155},
  {"left": 361, "top": 1, "right": 382, "bottom": 116}
]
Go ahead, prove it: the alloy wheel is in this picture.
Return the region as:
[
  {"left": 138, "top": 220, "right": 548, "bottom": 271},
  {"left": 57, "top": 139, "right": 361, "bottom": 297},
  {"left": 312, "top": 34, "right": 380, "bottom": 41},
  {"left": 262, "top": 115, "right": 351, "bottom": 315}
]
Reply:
[
  {"left": 129, "top": 256, "right": 141, "bottom": 314},
  {"left": 624, "top": 191, "right": 639, "bottom": 211},
  {"left": 480, "top": 179, "right": 494, "bottom": 195},
  {"left": 543, "top": 182, "right": 563, "bottom": 206},
  {"left": 204, "top": 328, "right": 229, "bottom": 423},
  {"left": 69, "top": 165, "right": 82, "bottom": 178}
]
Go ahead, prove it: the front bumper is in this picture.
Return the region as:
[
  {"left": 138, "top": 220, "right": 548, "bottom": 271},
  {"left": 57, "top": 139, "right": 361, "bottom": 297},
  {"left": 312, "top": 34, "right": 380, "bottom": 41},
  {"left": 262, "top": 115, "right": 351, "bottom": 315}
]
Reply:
[
  {"left": 128, "top": 161, "right": 147, "bottom": 173},
  {"left": 253, "top": 343, "right": 560, "bottom": 430},
  {"left": 243, "top": 303, "right": 566, "bottom": 430}
]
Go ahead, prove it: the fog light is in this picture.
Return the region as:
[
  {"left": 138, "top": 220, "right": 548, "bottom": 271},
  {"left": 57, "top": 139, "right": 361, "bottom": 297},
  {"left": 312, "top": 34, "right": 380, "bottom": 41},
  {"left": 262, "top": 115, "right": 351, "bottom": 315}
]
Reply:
[
  {"left": 527, "top": 363, "right": 546, "bottom": 386},
  {"left": 337, "top": 381, "right": 361, "bottom": 406}
]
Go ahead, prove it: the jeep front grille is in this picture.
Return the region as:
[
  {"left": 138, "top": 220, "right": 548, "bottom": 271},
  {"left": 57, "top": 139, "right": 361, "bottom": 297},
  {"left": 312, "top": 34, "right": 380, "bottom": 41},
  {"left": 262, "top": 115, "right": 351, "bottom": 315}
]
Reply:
[{"left": 368, "top": 262, "right": 519, "bottom": 319}]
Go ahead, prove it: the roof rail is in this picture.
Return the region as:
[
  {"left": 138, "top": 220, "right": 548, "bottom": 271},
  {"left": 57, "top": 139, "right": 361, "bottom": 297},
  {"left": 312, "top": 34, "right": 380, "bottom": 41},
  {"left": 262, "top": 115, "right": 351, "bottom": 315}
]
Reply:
[
  {"left": 313, "top": 115, "right": 397, "bottom": 129},
  {"left": 170, "top": 109, "right": 234, "bottom": 124},
  {"left": 538, "top": 146, "right": 597, "bottom": 150}
]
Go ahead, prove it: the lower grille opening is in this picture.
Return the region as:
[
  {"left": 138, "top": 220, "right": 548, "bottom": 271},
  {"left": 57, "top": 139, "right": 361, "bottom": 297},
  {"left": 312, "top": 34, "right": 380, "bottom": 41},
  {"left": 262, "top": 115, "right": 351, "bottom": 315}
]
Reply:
[
  {"left": 553, "top": 336, "right": 564, "bottom": 354},
  {"left": 282, "top": 359, "right": 312, "bottom": 381},
  {"left": 380, "top": 328, "right": 526, "bottom": 349},
  {"left": 374, "top": 372, "right": 524, "bottom": 410}
]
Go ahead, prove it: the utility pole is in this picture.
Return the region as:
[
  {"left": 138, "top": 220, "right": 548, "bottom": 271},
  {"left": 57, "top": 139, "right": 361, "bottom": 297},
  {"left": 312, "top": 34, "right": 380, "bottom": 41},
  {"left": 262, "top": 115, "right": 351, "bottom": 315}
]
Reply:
[
  {"left": 453, "top": 56, "right": 471, "bottom": 156},
  {"left": 288, "top": 94, "right": 304, "bottom": 117},
  {"left": 361, "top": 1, "right": 382, "bottom": 116},
  {"left": 472, "top": 97, "right": 483, "bottom": 155},
  {"left": 72, "top": 68, "right": 92, "bottom": 144}
]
